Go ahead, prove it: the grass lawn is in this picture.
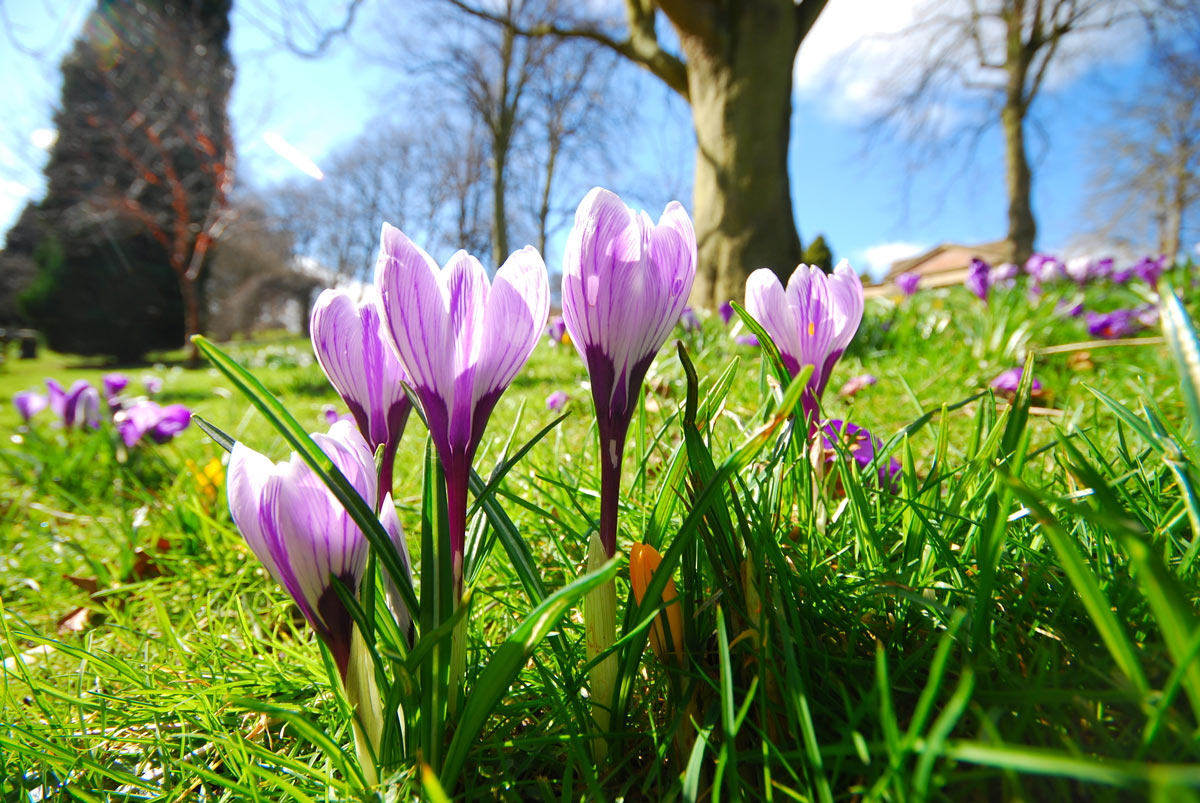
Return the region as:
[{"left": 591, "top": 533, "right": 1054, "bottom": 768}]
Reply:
[{"left": 2, "top": 272, "right": 1198, "bottom": 800}]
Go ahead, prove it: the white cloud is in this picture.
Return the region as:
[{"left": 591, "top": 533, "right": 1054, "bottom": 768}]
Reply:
[
  {"left": 794, "top": 0, "right": 1150, "bottom": 125},
  {"left": 857, "top": 241, "right": 927, "bottom": 279}
]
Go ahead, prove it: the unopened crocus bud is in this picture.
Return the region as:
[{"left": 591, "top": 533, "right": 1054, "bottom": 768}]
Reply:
[{"left": 628, "top": 542, "right": 683, "bottom": 665}]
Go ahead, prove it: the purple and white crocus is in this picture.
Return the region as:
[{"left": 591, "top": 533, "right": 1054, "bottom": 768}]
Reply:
[
  {"left": 965, "top": 258, "right": 990, "bottom": 301},
  {"left": 115, "top": 401, "right": 192, "bottom": 448},
  {"left": 560, "top": 186, "right": 696, "bottom": 751},
  {"left": 311, "top": 288, "right": 413, "bottom": 509},
  {"left": 50, "top": 379, "right": 100, "bottom": 430},
  {"left": 745, "top": 260, "right": 864, "bottom": 426},
  {"left": 227, "top": 420, "right": 412, "bottom": 676},
  {"left": 561, "top": 187, "right": 696, "bottom": 559},
  {"left": 376, "top": 223, "right": 549, "bottom": 601},
  {"left": 227, "top": 420, "right": 408, "bottom": 780},
  {"left": 13, "top": 390, "right": 48, "bottom": 422}
]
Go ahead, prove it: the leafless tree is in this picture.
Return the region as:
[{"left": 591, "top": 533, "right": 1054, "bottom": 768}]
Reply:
[
  {"left": 1087, "top": 43, "right": 1200, "bottom": 263},
  {"left": 441, "top": 0, "right": 828, "bottom": 307},
  {"left": 868, "top": 0, "right": 1194, "bottom": 266}
]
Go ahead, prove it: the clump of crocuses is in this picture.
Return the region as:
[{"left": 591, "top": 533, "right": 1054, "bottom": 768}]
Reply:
[
  {"left": 744, "top": 260, "right": 864, "bottom": 427},
  {"left": 560, "top": 186, "right": 696, "bottom": 755}
]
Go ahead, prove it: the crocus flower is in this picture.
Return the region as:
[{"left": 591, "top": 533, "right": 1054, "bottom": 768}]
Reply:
[
  {"left": 1132, "top": 255, "right": 1166, "bottom": 285},
  {"left": 322, "top": 404, "right": 354, "bottom": 426},
  {"left": 144, "top": 376, "right": 163, "bottom": 395},
  {"left": 1025, "top": 253, "right": 1062, "bottom": 283},
  {"left": 965, "top": 258, "right": 990, "bottom": 301},
  {"left": 103, "top": 372, "right": 128, "bottom": 399},
  {"left": 376, "top": 223, "right": 549, "bottom": 601},
  {"left": 61, "top": 380, "right": 100, "bottom": 430},
  {"left": 629, "top": 542, "right": 684, "bottom": 665},
  {"left": 1136, "top": 303, "right": 1160, "bottom": 329},
  {"left": 734, "top": 333, "right": 759, "bottom": 347},
  {"left": 718, "top": 301, "right": 735, "bottom": 325},
  {"left": 1055, "top": 298, "right": 1084, "bottom": 318},
  {"left": 1087, "top": 309, "right": 1145, "bottom": 339},
  {"left": 990, "top": 262, "right": 1019, "bottom": 288},
  {"left": 561, "top": 187, "right": 696, "bottom": 557},
  {"left": 547, "top": 315, "right": 569, "bottom": 346},
  {"left": 560, "top": 186, "right": 696, "bottom": 749},
  {"left": 744, "top": 260, "right": 864, "bottom": 425},
  {"left": 13, "top": 391, "right": 48, "bottom": 422},
  {"left": 678, "top": 306, "right": 701, "bottom": 332},
  {"left": 990, "top": 367, "right": 1044, "bottom": 398},
  {"left": 45, "top": 378, "right": 66, "bottom": 418},
  {"left": 116, "top": 400, "right": 191, "bottom": 447},
  {"left": 546, "top": 390, "right": 569, "bottom": 412},
  {"left": 228, "top": 420, "right": 410, "bottom": 675},
  {"left": 227, "top": 420, "right": 410, "bottom": 782},
  {"left": 838, "top": 373, "right": 877, "bottom": 399},
  {"left": 1064, "top": 257, "right": 1092, "bottom": 284},
  {"left": 820, "top": 419, "right": 900, "bottom": 492},
  {"left": 311, "top": 287, "right": 413, "bottom": 508},
  {"left": 895, "top": 271, "right": 920, "bottom": 296}
]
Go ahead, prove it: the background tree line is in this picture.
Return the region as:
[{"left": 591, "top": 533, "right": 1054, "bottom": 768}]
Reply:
[{"left": 1, "top": 0, "right": 1197, "bottom": 360}]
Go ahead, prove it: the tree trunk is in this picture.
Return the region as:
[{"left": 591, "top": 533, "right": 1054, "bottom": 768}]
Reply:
[
  {"left": 677, "top": 4, "right": 802, "bottom": 309},
  {"left": 181, "top": 273, "right": 201, "bottom": 366},
  {"left": 1163, "top": 165, "right": 1186, "bottom": 264},
  {"left": 491, "top": 142, "right": 510, "bottom": 268},
  {"left": 1001, "top": 100, "right": 1036, "bottom": 267}
]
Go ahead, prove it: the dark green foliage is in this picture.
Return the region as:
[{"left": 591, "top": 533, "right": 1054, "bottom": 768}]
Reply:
[
  {"left": 14, "top": 0, "right": 233, "bottom": 360},
  {"left": 803, "top": 233, "right": 834, "bottom": 273}
]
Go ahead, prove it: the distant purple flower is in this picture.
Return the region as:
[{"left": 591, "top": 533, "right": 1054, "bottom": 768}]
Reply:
[
  {"left": 103, "top": 373, "right": 129, "bottom": 399},
  {"left": 547, "top": 315, "right": 568, "bottom": 345},
  {"left": 1087, "top": 309, "right": 1145, "bottom": 339},
  {"left": 45, "top": 378, "right": 66, "bottom": 418},
  {"left": 678, "top": 306, "right": 701, "bottom": 332},
  {"left": 116, "top": 400, "right": 191, "bottom": 447},
  {"left": 745, "top": 260, "right": 864, "bottom": 424},
  {"left": 13, "top": 390, "right": 48, "bottom": 422},
  {"left": 1064, "top": 257, "right": 1092, "bottom": 284},
  {"left": 838, "top": 373, "right": 877, "bottom": 399},
  {"left": 1055, "top": 298, "right": 1084, "bottom": 318},
  {"left": 61, "top": 381, "right": 100, "bottom": 430},
  {"left": 735, "top": 333, "right": 759, "bottom": 347},
  {"left": 1135, "top": 303, "right": 1160, "bottom": 329},
  {"left": 311, "top": 287, "right": 413, "bottom": 507},
  {"left": 1091, "top": 258, "right": 1114, "bottom": 281},
  {"left": 377, "top": 222, "right": 549, "bottom": 600},
  {"left": 561, "top": 187, "right": 695, "bottom": 558},
  {"left": 965, "top": 258, "right": 990, "bottom": 301},
  {"left": 1132, "top": 255, "right": 1166, "bottom": 285},
  {"left": 227, "top": 420, "right": 411, "bottom": 679},
  {"left": 990, "top": 367, "right": 1043, "bottom": 397},
  {"left": 546, "top": 390, "right": 569, "bottom": 412},
  {"left": 322, "top": 404, "right": 354, "bottom": 426},
  {"left": 820, "top": 419, "right": 900, "bottom": 491},
  {"left": 989, "top": 262, "right": 1019, "bottom": 288},
  {"left": 1025, "top": 254, "right": 1062, "bottom": 283},
  {"left": 149, "top": 404, "right": 191, "bottom": 443},
  {"left": 895, "top": 271, "right": 920, "bottom": 296},
  {"left": 718, "top": 301, "right": 735, "bottom": 325},
  {"left": 144, "top": 376, "right": 163, "bottom": 395}
]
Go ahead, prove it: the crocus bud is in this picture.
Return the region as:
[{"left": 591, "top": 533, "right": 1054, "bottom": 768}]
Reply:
[{"left": 628, "top": 542, "right": 683, "bottom": 665}]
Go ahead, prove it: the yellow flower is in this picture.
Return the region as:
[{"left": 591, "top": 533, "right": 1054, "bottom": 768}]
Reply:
[
  {"left": 629, "top": 542, "right": 684, "bottom": 664},
  {"left": 188, "top": 457, "right": 225, "bottom": 504}
]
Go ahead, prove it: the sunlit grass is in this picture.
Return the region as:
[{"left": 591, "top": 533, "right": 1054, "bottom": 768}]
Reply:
[{"left": 2, "top": 269, "right": 1198, "bottom": 800}]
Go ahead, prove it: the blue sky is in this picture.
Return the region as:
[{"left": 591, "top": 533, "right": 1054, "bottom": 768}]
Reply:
[{"left": 0, "top": 1, "right": 1164, "bottom": 280}]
